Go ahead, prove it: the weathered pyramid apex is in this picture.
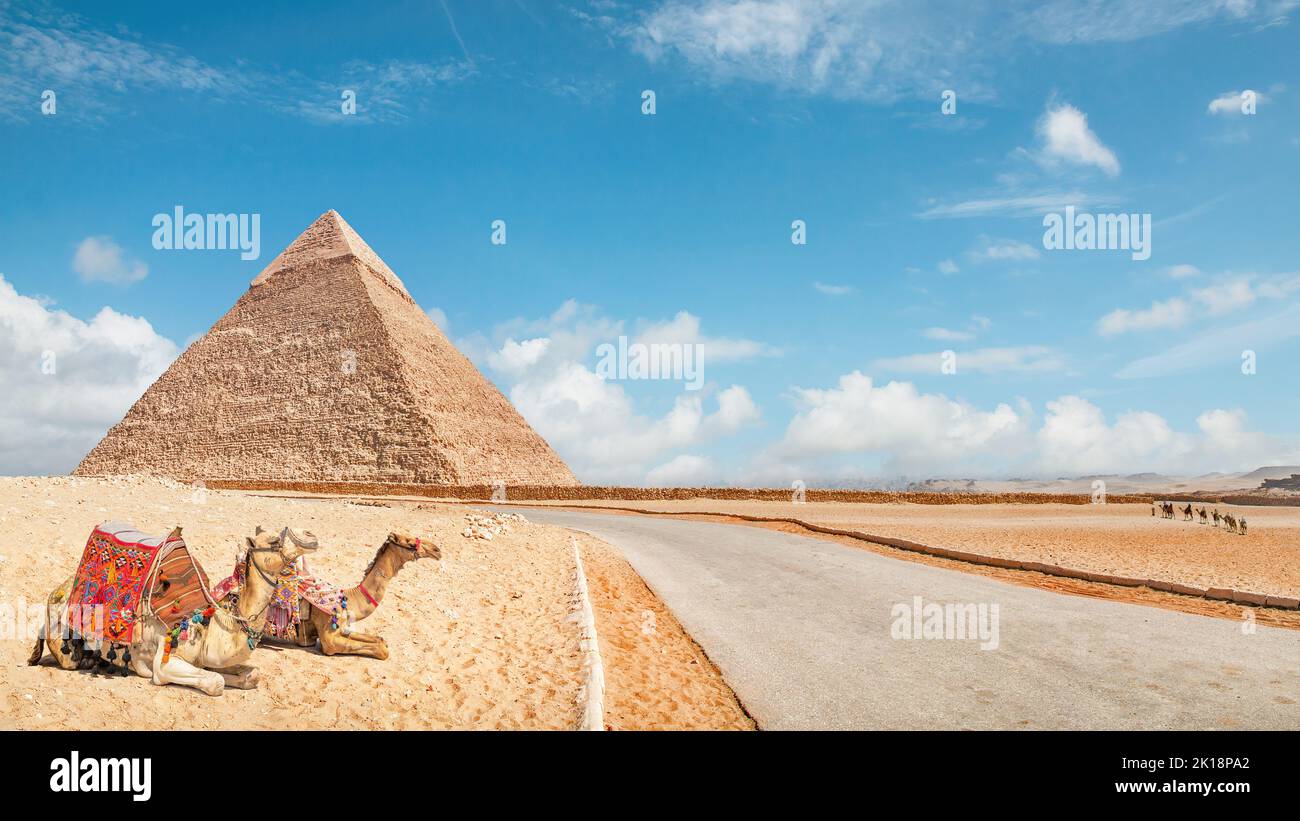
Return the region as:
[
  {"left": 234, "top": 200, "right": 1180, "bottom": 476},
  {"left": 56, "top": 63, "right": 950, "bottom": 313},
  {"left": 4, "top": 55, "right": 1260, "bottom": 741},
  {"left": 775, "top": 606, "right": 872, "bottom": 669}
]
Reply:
[{"left": 251, "top": 209, "right": 410, "bottom": 297}]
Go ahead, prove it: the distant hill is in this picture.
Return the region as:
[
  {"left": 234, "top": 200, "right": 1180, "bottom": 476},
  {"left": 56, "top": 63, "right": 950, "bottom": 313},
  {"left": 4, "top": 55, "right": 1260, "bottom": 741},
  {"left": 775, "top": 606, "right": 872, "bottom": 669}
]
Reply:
[{"left": 1238, "top": 466, "right": 1300, "bottom": 482}]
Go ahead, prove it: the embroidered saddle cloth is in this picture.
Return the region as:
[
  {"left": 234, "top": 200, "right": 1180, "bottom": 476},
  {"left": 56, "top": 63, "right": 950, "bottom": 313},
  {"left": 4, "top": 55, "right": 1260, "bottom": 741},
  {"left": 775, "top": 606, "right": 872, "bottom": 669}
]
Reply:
[
  {"left": 69, "top": 522, "right": 190, "bottom": 643},
  {"left": 212, "top": 555, "right": 347, "bottom": 640},
  {"left": 149, "top": 542, "right": 212, "bottom": 632}
]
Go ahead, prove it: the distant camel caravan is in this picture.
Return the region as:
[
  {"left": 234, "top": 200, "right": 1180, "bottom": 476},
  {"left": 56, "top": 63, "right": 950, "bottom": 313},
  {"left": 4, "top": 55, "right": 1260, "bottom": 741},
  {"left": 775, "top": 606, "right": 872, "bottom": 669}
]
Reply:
[{"left": 1152, "top": 501, "right": 1247, "bottom": 535}]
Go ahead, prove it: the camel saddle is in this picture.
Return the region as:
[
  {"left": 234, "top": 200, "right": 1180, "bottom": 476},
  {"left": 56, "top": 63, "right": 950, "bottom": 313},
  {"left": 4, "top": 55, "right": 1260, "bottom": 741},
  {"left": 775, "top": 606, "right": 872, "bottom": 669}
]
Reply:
[
  {"left": 68, "top": 522, "right": 212, "bottom": 644},
  {"left": 211, "top": 531, "right": 345, "bottom": 642}
]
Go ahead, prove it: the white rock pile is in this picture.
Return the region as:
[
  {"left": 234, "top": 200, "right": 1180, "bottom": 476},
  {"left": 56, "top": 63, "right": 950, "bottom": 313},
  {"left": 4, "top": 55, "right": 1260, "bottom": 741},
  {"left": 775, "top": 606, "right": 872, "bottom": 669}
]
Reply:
[{"left": 461, "top": 511, "right": 529, "bottom": 541}]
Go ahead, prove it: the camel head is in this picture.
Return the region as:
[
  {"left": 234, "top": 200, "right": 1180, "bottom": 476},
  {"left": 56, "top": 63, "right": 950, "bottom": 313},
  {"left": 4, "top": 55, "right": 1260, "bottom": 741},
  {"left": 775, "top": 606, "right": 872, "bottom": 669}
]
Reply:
[
  {"left": 387, "top": 531, "right": 441, "bottom": 562},
  {"left": 245, "top": 526, "right": 319, "bottom": 578}
]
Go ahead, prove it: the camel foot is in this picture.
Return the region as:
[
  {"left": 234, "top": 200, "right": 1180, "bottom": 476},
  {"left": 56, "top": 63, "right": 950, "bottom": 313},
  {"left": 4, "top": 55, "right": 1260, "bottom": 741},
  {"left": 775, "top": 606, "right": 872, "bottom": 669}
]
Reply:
[
  {"left": 321, "top": 635, "right": 390, "bottom": 660},
  {"left": 152, "top": 652, "right": 226, "bottom": 696},
  {"left": 216, "top": 665, "right": 261, "bottom": 690},
  {"left": 27, "top": 632, "right": 45, "bottom": 666}
]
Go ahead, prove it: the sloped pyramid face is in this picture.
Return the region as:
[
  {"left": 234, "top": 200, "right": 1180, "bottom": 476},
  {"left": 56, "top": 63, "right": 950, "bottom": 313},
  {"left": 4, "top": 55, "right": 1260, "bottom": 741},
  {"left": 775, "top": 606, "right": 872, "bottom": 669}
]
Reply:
[{"left": 74, "top": 211, "right": 578, "bottom": 486}]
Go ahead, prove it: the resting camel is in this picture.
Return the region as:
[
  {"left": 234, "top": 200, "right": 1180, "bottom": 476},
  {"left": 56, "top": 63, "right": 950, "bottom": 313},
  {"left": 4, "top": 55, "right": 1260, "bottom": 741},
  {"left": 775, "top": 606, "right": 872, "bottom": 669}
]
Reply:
[
  {"left": 228, "top": 532, "right": 439, "bottom": 659},
  {"left": 29, "top": 527, "right": 316, "bottom": 696}
]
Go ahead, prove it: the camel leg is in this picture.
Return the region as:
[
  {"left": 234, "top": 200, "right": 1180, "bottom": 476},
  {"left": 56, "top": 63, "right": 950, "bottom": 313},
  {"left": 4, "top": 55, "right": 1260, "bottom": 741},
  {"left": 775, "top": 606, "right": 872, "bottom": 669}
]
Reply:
[
  {"left": 214, "top": 665, "right": 261, "bottom": 690},
  {"left": 318, "top": 623, "right": 389, "bottom": 659},
  {"left": 129, "top": 648, "right": 152, "bottom": 677},
  {"left": 27, "top": 624, "right": 47, "bottom": 666},
  {"left": 150, "top": 641, "right": 224, "bottom": 696}
]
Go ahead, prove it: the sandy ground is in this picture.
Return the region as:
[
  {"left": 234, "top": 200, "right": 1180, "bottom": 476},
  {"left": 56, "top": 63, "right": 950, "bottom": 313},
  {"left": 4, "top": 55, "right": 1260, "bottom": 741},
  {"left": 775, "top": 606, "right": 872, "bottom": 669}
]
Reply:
[
  {"left": 522, "top": 499, "right": 1300, "bottom": 599},
  {"left": 0, "top": 477, "right": 746, "bottom": 730},
  {"left": 580, "top": 535, "right": 754, "bottom": 730}
]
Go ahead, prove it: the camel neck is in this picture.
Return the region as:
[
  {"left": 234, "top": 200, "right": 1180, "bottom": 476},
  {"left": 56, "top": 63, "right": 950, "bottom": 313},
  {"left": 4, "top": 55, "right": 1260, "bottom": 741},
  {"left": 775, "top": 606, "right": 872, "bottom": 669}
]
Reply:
[
  {"left": 352, "top": 544, "right": 405, "bottom": 620},
  {"left": 236, "top": 558, "right": 277, "bottom": 630}
]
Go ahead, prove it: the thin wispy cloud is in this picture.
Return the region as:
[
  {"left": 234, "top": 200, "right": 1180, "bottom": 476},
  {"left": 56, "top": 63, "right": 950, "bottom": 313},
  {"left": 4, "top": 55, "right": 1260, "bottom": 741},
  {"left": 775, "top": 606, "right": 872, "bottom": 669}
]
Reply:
[
  {"left": 917, "top": 191, "right": 1118, "bottom": 219},
  {"left": 814, "top": 281, "right": 854, "bottom": 295},
  {"left": 617, "top": 1, "right": 1293, "bottom": 103},
  {"left": 0, "top": 6, "right": 473, "bottom": 124},
  {"left": 967, "top": 237, "right": 1040, "bottom": 263},
  {"left": 872, "top": 345, "right": 1064, "bottom": 375},
  {"left": 1115, "top": 301, "right": 1300, "bottom": 379},
  {"left": 439, "top": 0, "right": 475, "bottom": 66}
]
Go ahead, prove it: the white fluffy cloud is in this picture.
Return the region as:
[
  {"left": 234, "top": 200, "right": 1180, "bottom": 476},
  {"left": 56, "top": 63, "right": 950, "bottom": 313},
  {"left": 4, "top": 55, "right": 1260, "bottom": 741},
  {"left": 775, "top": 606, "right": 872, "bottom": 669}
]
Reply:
[
  {"left": 1035, "top": 397, "right": 1297, "bottom": 476},
  {"left": 768, "top": 370, "right": 1299, "bottom": 478},
  {"left": 967, "top": 238, "right": 1040, "bottom": 263},
  {"left": 1207, "top": 89, "right": 1265, "bottom": 116},
  {"left": 772, "top": 372, "right": 1027, "bottom": 472},
  {"left": 0, "top": 275, "right": 179, "bottom": 474},
  {"left": 509, "top": 365, "right": 759, "bottom": 484},
  {"left": 1097, "top": 297, "right": 1190, "bottom": 336},
  {"left": 1164, "top": 264, "right": 1201, "bottom": 279},
  {"left": 487, "top": 337, "right": 550, "bottom": 378},
  {"left": 635, "top": 310, "right": 778, "bottom": 361},
  {"left": 73, "top": 236, "right": 148, "bottom": 285},
  {"left": 471, "top": 301, "right": 765, "bottom": 484},
  {"left": 646, "top": 453, "right": 717, "bottom": 486},
  {"left": 1036, "top": 103, "right": 1120, "bottom": 176}
]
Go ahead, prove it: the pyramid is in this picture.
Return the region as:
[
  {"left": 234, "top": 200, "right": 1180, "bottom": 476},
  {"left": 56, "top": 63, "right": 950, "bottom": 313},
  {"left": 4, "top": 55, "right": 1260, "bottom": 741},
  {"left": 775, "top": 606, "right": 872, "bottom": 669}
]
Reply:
[{"left": 74, "top": 210, "right": 578, "bottom": 486}]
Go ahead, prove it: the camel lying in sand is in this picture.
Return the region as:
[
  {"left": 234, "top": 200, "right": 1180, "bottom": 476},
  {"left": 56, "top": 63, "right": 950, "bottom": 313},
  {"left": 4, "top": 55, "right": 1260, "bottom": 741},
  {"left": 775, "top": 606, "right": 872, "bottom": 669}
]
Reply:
[
  {"left": 30, "top": 527, "right": 316, "bottom": 695},
  {"left": 222, "top": 532, "right": 439, "bottom": 659}
]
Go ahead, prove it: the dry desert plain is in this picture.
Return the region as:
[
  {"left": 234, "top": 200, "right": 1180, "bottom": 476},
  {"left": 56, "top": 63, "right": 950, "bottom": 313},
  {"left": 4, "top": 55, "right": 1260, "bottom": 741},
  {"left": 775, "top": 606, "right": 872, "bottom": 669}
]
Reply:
[
  {"left": 515, "top": 497, "right": 1300, "bottom": 627},
  {"left": 0, "top": 477, "right": 751, "bottom": 730}
]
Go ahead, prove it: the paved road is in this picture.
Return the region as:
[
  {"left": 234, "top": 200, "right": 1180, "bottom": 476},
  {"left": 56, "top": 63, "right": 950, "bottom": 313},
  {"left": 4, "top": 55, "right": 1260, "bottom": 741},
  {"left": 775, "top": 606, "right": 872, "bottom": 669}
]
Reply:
[{"left": 495, "top": 506, "right": 1300, "bottom": 730}]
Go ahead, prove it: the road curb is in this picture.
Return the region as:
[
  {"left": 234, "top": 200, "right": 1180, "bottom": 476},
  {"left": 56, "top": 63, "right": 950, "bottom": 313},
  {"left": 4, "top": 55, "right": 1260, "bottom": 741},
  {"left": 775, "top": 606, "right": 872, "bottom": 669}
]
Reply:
[{"left": 570, "top": 538, "right": 605, "bottom": 731}]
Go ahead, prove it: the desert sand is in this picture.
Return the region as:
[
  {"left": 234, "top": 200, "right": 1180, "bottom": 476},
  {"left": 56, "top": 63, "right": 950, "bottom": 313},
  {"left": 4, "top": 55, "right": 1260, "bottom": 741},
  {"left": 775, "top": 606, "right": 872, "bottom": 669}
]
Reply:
[
  {"left": 0, "top": 477, "right": 747, "bottom": 730},
  {"left": 522, "top": 499, "right": 1300, "bottom": 600}
]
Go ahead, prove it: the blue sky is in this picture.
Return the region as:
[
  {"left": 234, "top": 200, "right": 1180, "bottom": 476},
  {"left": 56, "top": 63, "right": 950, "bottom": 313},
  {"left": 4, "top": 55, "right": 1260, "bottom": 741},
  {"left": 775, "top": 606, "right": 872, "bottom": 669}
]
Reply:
[{"left": 1, "top": 0, "right": 1298, "bottom": 484}]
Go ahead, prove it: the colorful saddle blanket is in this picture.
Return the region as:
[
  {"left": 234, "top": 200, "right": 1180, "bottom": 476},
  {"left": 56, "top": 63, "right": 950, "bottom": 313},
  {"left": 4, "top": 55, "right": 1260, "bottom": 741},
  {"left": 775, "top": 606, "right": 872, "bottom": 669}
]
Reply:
[
  {"left": 149, "top": 543, "right": 212, "bottom": 632},
  {"left": 212, "top": 555, "right": 347, "bottom": 640},
  {"left": 68, "top": 523, "right": 175, "bottom": 643}
]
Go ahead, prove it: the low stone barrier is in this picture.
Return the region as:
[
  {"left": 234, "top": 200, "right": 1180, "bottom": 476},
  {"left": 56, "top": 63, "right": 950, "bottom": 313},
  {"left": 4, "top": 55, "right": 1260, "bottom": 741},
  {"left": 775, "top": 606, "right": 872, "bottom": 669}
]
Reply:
[
  {"left": 508, "top": 504, "right": 1300, "bottom": 613},
  {"left": 570, "top": 540, "right": 605, "bottom": 731}
]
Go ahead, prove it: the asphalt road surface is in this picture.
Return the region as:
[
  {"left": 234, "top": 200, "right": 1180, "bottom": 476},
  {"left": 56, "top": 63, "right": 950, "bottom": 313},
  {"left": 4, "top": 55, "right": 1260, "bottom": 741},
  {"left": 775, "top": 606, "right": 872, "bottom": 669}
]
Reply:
[{"left": 496, "top": 506, "right": 1300, "bottom": 730}]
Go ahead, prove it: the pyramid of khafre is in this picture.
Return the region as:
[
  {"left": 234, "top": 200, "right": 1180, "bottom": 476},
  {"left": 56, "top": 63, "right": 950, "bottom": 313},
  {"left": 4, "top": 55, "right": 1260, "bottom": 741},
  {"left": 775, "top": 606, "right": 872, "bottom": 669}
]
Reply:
[{"left": 74, "top": 210, "right": 578, "bottom": 486}]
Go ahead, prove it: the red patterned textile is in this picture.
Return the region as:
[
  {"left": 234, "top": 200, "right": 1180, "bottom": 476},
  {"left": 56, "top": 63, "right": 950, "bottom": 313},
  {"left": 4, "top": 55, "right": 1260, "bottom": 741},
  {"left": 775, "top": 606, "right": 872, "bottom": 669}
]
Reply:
[{"left": 69, "top": 522, "right": 180, "bottom": 643}]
